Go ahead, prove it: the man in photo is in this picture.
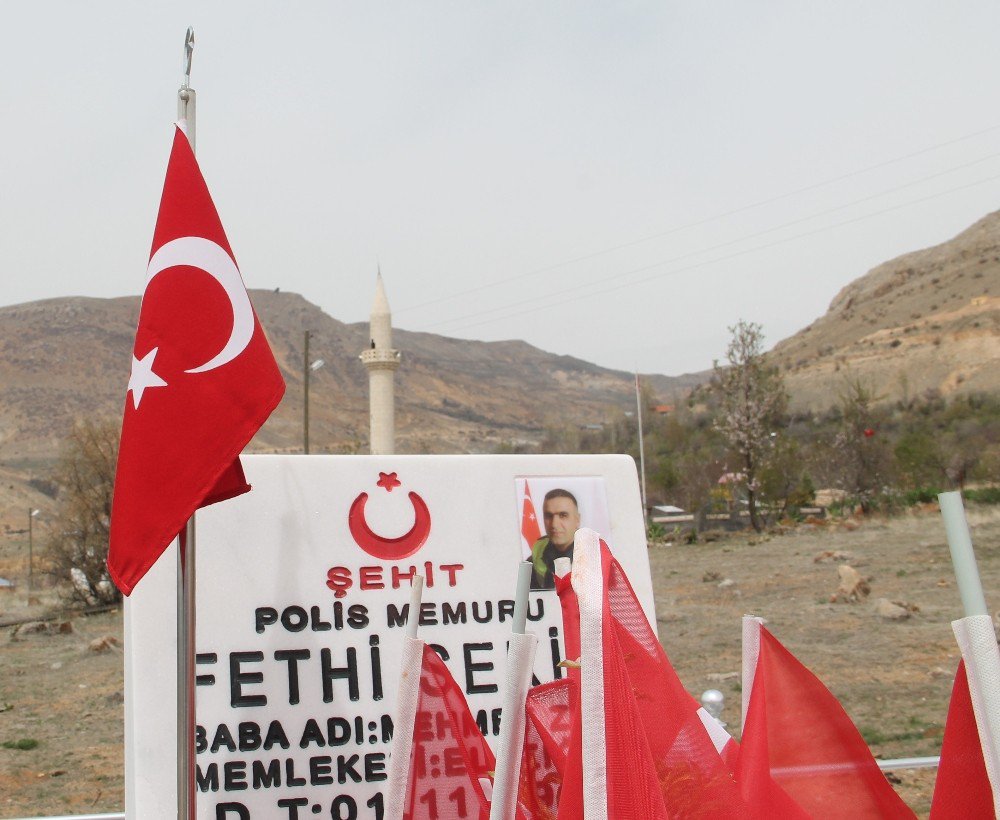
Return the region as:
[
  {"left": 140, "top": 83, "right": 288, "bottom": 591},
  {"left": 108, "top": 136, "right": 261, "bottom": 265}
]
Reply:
[{"left": 529, "top": 488, "right": 581, "bottom": 590}]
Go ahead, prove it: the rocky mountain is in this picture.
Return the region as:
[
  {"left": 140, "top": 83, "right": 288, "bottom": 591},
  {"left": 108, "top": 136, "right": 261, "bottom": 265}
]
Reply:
[
  {"left": 770, "top": 211, "right": 1000, "bottom": 410},
  {"left": 0, "top": 290, "right": 699, "bottom": 469},
  {"left": 2, "top": 208, "right": 998, "bottom": 500}
]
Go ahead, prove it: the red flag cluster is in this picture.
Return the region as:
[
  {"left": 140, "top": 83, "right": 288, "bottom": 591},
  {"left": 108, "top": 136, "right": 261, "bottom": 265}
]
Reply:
[
  {"left": 385, "top": 528, "right": 994, "bottom": 819},
  {"left": 518, "top": 531, "right": 743, "bottom": 819}
]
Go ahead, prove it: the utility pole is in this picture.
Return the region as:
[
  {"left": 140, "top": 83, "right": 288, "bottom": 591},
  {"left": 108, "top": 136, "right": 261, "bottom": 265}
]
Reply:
[
  {"left": 303, "top": 331, "right": 326, "bottom": 454},
  {"left": 27, "top": 508, "right": 39, "bottom": 596},
  {"left": 304, "top": 330, "right": 311, "bottom": 454},
  {"left": 635, "top": 374, "right": 647, "bottom": 518}
]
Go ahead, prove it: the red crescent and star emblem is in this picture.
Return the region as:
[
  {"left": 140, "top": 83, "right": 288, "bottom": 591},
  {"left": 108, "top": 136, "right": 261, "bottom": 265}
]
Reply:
[{"left": 349, "top": 472, "right": 431, "bottom": 560}]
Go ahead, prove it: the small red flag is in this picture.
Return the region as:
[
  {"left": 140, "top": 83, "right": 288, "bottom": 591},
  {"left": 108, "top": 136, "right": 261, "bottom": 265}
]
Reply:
[
  {"left": 108, "top": 126, "right": 285, "bottom": 595},
  {"left": 389, "top": 641, "right": 496, "bottom": 819},
  {"left": 930, "top": 660, "right": 995, "bottom": 818},
  {"left": 520, "top": 678, "right": 575, "bottom": 817},
  {"left": 737, "top": 626, "right": 914, "bottom": 819}
]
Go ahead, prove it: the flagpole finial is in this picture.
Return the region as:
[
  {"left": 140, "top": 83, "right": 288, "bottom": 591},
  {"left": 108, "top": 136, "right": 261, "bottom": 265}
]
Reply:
[
  {"left": 177, "top": 26, "right": 197, "bottom": 152},
  {"left": 182, "top": 27, "right": 195, "bottom": 91}
]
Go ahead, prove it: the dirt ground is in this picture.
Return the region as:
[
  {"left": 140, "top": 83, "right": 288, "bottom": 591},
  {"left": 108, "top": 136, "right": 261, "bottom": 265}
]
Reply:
[
  {"left": 1, "top": 504, "right": 998, "bottom": 818},
  {"left": 650, "top": 504, "right": 1000, "bottom": 818},
  {"left": 0, "top": 605, "right": 124, "bottom": 819}
]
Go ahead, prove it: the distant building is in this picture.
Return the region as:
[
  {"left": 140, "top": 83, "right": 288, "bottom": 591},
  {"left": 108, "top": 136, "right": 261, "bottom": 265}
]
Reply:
[{"left": 650, "top": 504, "right": 692, "bottom": 524}]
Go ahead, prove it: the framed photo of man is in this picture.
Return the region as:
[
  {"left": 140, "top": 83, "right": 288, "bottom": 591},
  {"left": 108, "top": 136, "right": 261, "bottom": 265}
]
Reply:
[{"left": 515, "top": 476, "right": 612, "bottom": 590}]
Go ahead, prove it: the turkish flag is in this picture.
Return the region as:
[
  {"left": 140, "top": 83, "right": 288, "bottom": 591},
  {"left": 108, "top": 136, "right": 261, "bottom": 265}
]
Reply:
[
  {"left": 520, "top": 481, "right": 542, "bottom": 550},
  {"left": 108, "top": 126, "right": 285, "bottom": 596}
]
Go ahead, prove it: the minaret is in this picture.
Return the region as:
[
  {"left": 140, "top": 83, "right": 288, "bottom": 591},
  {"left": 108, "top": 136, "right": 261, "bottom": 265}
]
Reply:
[{"left": 359, "top": 272, "right": 401, "bottom": 454}]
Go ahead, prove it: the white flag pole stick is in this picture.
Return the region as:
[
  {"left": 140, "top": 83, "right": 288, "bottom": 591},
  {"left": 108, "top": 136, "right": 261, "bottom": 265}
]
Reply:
[
  {"left": 951, "top": 616, "right": 1000, "bottom": 808},
  {"left": 406, "top": 574, "right": 424, "bottom": 639},
  {"left": 385, "top": 576, "right": 425, "bottom": 820},
  {"left": 939, "top": 491, "right": 989, "bottom": 618},
  {"left": 939, "top": 491, "right": 1000, "bottom": 796},
  {"left": 176, "top": 27, "right": 197, "bottom": 820},
  {"left": 490, "top": 562, "right": 537, "bottom": 820},
  {"left": 741, "top": 614, "right": 765, "bottom": 728},
  {"left": 511, "top": 560, "right": 533, "bottom": 635}
]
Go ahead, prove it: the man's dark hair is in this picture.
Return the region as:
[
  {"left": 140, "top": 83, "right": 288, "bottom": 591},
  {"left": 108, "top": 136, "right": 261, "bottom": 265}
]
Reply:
[{"left": 543, "top": 488, "right": 578, "bottom": 508}]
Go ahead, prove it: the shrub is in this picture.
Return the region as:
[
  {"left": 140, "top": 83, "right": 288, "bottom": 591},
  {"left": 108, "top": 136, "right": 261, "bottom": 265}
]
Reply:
[
  {"left": 964, "top": 487, "right": 1000, "bottom": 505},
  {"left": 2, "top": 738, "right": 39, "bottom": 750},
  {"left": 901, "top": 487, "right": 943, "bottom": 506}
]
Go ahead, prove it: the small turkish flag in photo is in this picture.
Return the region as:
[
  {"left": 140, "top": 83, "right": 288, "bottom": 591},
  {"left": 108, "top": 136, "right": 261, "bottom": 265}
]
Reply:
[
  {"left": 108, "top": 125, "right": 285, "bottom": 596},
  {"left": 521, "top": 480, "right": 542, "bottom": 549}
]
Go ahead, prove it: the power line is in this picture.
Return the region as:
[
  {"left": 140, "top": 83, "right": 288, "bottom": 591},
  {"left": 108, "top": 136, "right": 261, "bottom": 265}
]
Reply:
[
  {"left": 436, "top": 171, "right": 1000, "bottom": 335},
  {"left": 396, "top": 123, "right": 1000, "bottom": 316},
  {"left": 423, "top": 153, "right": 1000, "bottom": 331}
]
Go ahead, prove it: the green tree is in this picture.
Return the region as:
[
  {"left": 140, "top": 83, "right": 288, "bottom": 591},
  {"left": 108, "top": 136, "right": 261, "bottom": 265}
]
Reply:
[
  {"left": 894, "top": 427, "right": 945, "bottom": 490},
  {"left": 714, "top": 320, "right": 788, "bottom": 531},
  {"left": 758, "top": 435, "right": 815, "bottom": 516},
  {"left": 833, "top": 378, "right": 892, "bottom": 514}
]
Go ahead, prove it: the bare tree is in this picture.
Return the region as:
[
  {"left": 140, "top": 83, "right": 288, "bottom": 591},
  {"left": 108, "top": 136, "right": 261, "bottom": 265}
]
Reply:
[
  {"left": 714, "top": 320, "right": 787, "bottom": 532},
  {"left": 44, "top": 419, "right": 121, "bottom": 605}
]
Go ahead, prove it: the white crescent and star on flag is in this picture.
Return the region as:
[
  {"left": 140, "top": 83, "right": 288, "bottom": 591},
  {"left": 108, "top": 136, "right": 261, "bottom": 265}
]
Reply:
[
  {"left": 126, "top": 236, "right": 256, "bottom": 411},
  {"left": 127, "top": 348, "right": 168, "bottom": 409}
]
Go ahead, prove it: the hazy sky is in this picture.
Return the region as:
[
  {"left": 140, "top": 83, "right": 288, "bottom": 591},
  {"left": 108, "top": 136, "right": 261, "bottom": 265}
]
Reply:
[{"left": 4, "top": 3, "right": 1000, "bottom": 376}]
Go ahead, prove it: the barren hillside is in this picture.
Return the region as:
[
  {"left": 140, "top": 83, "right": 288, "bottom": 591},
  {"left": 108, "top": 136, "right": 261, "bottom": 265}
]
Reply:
[
  {"left": 0, "top": 291, "right": 695, "bottom": 467},
  {"left": 771, "top": 211, "right": 1000, "bottom": 410}
]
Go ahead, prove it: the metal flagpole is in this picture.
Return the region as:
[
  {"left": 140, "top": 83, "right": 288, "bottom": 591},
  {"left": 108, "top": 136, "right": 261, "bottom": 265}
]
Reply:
[
  {"left": 178, "top": 518, "right": 197, "bottom": 820},
  {"left": 635, "top": 373, "right": 647, "bottom": 518},
  {"left": 176, "top": 26, "right": 197, "bottom": 820}
]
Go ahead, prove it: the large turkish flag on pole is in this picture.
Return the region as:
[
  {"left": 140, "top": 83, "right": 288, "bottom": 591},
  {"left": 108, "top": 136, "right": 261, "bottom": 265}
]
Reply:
[{"left": 108, "top": 125, "right": 285, "bottom": 596}]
